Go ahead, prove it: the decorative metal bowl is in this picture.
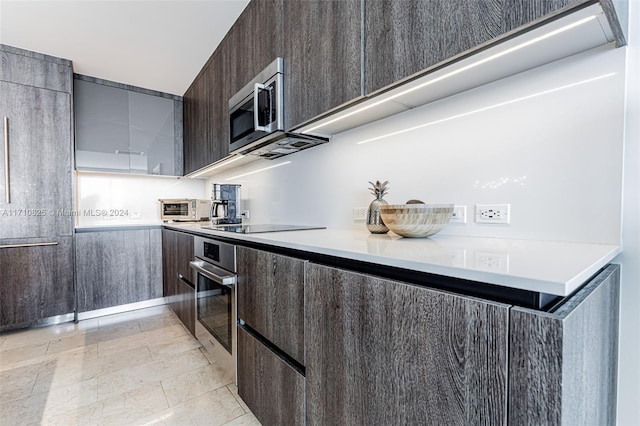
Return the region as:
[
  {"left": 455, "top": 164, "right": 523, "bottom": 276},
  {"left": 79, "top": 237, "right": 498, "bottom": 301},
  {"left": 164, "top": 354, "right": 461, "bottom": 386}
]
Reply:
[{"left": 379, "top": 204, "right": 454, "bottom": 238}]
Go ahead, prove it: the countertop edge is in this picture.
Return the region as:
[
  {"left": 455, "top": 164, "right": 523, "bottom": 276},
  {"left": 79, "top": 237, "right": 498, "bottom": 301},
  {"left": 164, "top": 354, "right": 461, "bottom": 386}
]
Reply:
[{"left": 162, "top": 224, "right": 620, "bottom": 297}]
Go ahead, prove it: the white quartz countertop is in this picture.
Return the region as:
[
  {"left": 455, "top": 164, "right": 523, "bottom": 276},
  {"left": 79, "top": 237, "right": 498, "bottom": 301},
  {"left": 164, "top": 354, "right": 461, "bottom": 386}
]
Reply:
[{"left": 164, "top": 223, "right": 621, "bottom": 297}]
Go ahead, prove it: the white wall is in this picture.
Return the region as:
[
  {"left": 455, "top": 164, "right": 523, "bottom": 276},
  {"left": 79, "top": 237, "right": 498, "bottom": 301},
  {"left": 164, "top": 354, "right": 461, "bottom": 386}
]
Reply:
[
  {"left": 75, "top": 173, "right": 206, "bottom": 226},
  {"left": 615, "top": 0, "right": 640, "bottom": 423},
  {"left": 207, "top": 43, "right": 626, "bottom": 245}
]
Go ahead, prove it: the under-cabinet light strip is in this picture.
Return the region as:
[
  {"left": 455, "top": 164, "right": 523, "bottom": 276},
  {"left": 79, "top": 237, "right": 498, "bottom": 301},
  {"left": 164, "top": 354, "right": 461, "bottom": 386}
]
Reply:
[
  {"left": 189, "top": 155, "right": 245, "bottom": 178},
  {"left": 225, "top": 161, "right": 291, "bottom": 181},
  {"left": 304, "top": 14, "right": 599, "bottom": 133},
  {"left": 355, "top": 72, "right": 616, "bottom": 145}
]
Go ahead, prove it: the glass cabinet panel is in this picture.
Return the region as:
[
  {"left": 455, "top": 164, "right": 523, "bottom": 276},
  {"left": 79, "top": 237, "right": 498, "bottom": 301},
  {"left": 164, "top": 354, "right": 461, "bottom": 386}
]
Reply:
[{"left": 74, "top": 77, "right": 180, "bottom": 176}]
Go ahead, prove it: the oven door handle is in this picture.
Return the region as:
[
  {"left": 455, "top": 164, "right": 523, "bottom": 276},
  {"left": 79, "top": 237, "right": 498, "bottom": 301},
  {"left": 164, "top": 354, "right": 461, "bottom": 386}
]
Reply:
[{"left": 190, "top": 260, "right": 237, "bottom": 287}]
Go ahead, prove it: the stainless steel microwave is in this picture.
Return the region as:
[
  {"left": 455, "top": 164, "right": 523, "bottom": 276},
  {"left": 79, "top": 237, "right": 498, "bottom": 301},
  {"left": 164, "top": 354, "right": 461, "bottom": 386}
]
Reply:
[
  {"left": 229, "top": 58, "right": 284, "bottom": 153},
  {"left": 228, "top": 58, "right": 329, "bottom": 160},
  {"left": 159, "top": 199, "right": 211, "bottom": 222}
]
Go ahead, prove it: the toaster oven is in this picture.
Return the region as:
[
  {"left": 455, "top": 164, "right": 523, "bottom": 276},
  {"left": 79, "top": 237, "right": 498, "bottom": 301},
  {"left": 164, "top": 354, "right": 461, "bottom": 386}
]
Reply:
[{"left": 160, "top": 199, "right": 211, "bottom": 222}]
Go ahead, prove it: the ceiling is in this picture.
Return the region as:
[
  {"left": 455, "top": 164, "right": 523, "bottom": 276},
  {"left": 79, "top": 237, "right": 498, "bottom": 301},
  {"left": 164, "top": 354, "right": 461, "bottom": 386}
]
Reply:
[{"left": 0, "top": 0, "right": 250, "bottom": 95}]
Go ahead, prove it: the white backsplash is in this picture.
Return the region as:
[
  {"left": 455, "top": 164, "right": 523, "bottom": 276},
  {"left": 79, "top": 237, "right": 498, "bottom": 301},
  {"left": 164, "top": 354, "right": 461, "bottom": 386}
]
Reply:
[
  {"left": 76, "top": 173, "right": 206, "bottom": 226},
  {"left": 207, "top": 44, "right": 626, "bottom": 245}
]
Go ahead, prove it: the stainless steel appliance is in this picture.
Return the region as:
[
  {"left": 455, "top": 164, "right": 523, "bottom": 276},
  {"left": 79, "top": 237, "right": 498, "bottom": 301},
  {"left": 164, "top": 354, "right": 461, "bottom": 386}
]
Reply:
[
  {"left": 228, "top": 57, "right": 329, "bottom": 160},
  {"left": 206, "top": 224, "right": 325, "bottom": 234},
  {"left": 160, "top": 199, "right": 211, "bottom": 222},
  {"left": 190, "top": 236, "right": 237, "bottom": 377},
  {"left": 210, "top": 184, "right": 242, "bottom": 225}
]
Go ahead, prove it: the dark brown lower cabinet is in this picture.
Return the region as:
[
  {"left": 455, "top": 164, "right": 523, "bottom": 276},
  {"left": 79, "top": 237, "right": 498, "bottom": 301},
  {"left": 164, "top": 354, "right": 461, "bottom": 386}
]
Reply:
[
  {"left": 0, "top": 237, "right": 74, "bottom": 330},
  {"left": 237, "top": 326, "right": 304, "bottom": 426},
  {"left": 305, "top": 262, "right": 510, "bottom": 425},
  {"left": 75, "top": 228, "right": 162, "bottom": 313},
  {"left": 171, "top": 276, "right": 195, "bottom": 336},
  {"left": 237, "top": 246, "right": 305, "bottom": 364},
  {"left": 508, "top": 264, "right": 620, "bottom": 425},
  {"left": 161, "top": 229, "right": 195, "bottom": 335}
]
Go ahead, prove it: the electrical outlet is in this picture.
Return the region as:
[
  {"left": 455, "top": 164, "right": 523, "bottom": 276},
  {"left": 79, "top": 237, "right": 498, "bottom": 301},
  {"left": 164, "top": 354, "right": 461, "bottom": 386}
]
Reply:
[
  {"left": 353, "top": 207, "right": 367, "bottom": 222},
  {"left": 450, "top": 205, "right": 467, "bottom": 224},
  {"left": 475, "top": 204, "right": 510, "bottom": 224}
]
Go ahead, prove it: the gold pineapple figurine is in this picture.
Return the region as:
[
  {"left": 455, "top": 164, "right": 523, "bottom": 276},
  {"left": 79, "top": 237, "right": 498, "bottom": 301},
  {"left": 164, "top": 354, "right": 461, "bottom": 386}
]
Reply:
[{"left": 367, "top": 180, "right": 389, "bottom": 234}]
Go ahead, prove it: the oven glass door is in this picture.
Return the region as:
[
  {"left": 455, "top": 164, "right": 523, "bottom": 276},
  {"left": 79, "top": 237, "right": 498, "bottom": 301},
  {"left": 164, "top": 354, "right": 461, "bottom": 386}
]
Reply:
[
  {"left": 196, "top": 272, "right": 232, "bottom": 353},
  {"left": 229, "top": 81, "right": 277, "bottom": 148},
  {"left": 162, "top": 202, "right": 189, "bottom": 218}
]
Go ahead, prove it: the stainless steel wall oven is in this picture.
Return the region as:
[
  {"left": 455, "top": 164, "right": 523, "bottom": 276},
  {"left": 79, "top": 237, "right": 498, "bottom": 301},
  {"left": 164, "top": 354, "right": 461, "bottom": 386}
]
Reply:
[{"left": 190, "top": 236, "right": 237, "bottom": 376}]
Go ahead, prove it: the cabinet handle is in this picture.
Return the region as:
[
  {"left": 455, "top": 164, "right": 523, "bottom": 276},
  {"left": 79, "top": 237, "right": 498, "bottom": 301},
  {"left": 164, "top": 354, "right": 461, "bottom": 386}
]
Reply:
[
  {"left": 3, "top": 116, "right": 9, "bottom": 204},
  {"left": 0, "top": 242, "right": 59, "bottom": 249},
  {"left": 177, "top": 272, "right": 195, "bottom": 289},
  {"left": 115, "top": 149, "right": 144, "bottom": 156}
]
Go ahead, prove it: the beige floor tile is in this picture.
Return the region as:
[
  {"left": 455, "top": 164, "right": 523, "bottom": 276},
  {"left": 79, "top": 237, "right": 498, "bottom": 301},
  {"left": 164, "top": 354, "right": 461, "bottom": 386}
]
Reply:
[
  {"left": 46, "top": 321, "right": 144, "bottom": 356},
  {"left": 0, "top": 360, "right": 53, "bottom": 403},
  {"left": 0, "top": 382, "right": 35, "bottom": 405},
  {"left": 97, "top": 305, "right": 171, "bottom": 328},
  {"left": 97, "top": 348, "right": 209, "bottom": 400},
  {"left": 0, "top": 377, "right": 97, "bottom": 425},
  {"left": 0, "top": 306, "right": 259, "bottom": 426},
  {"left": 147, "top": 334, "right": 202, "bottom": 360},
  {"left": 32, "top": 345, "right": 153, "bottom": 395},
  {"left": 136, "top": 386, "right": 246, "bottom": 426},
  {"left": 0, "top": 344, "right": 99, "bottom": 380},
  {"left": 90, "top": 320, "right": 143, "bottom": 343},
  {"left": 45, "top": 332, "right": 98, "bottom": 355},
  {"left": 0, "top": 321, "right": 91, "bottom": 351},
  {"left": 0, "top": 340, "right": 49, "bottom": 366},
  {"left": 97, "top": 324, "right": 187, "bottom": 357},
  {"left": 161, "top": 362, "right": 234, "bottom": 407},
  {"left": 226, "top": 383, "right": 250, "bottom": 413},
  {"left": 41, "top": 382, "right": 169, "bottom": 426},
  {"left": 137, "top": 311, "right": 182, "bottom": 333},
  {"left": 223, "top": 412, "right": 262, "bottom": 426}
]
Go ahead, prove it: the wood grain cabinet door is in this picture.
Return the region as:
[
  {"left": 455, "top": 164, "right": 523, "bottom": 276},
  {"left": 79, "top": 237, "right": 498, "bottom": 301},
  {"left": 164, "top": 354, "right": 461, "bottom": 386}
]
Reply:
[
  {"left": 237, "top": 246, "right": 305, "bottom": 364},
  {"left": 0, "top": 81, "right": 73, "bottom": 238},
  {"left": 0, "top": 49, "right": 72, "bottom": 93},
  {"left": 0, "top": 237, "right": 74, "bottom": 330},
  {"left": 363, "top": 0, "right": 584, "bottom": 95},
  {"left": 305, "top": 263, "right": 509, "bottom": 425},
  {"left": 284, "top": 0, "right": 362, "bottom": 129},
  {"left": 183, "top": 64, "right": 214, "bottom": 175},
  {"left": 161, "top": 228, "right": 195, "bottom": 335},
  {"left": 237, "top": 326, "right": 304, "bottom": 426},
  {"left": 75, "top": 229, "right": 162, "bottom": 313},
  {"left": 508, "top": 264, "right": 620, "bottom": 425}
]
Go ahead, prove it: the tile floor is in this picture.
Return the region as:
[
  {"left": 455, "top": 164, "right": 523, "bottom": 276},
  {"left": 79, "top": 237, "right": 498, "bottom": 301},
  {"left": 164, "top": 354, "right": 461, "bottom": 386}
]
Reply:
[{"left": 0, "top": 305, "right": 260, "bottom": 426}]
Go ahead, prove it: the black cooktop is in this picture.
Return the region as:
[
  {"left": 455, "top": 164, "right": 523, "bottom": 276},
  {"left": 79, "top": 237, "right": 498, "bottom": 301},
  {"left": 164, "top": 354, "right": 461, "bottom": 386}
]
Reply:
[{"left": 205, "top": 224, "right": 325, "bottom": 234}]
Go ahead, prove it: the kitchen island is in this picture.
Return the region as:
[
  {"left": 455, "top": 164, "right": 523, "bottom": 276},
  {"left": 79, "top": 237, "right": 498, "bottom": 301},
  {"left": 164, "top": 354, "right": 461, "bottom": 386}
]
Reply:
[{"left": 162, "top": 223, "right": 620, "bottom": 425}]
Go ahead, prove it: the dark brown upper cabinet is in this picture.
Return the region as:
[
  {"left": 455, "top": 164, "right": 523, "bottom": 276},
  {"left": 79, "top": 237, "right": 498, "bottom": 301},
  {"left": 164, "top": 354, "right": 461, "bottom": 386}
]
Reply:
[
  {"left": 183, "top": 0, "right": 283, "bottom": 175},
  {"left": 283, "top": 0, "right": 362, "bottom": 130},
  {"left": 225, "top": 0, "right": 284, "bottom": 97},
  {"left": 183, "top": 59, "right": 216, "bottom": 175},
  {"left": 363, "top": 0, "right": 625, "bottom": 96}
]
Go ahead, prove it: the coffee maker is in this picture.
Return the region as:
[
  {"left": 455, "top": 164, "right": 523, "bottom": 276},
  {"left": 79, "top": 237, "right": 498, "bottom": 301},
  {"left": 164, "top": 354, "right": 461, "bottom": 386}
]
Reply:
[{"left": 210, "top": 184, "right": 242, "bottom": 225}]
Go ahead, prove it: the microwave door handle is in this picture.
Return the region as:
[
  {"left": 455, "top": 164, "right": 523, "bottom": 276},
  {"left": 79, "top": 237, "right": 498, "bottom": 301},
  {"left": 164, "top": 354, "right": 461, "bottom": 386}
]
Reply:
[{"left": 253, "top": 82, "right": 272, "bottom": 132}]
